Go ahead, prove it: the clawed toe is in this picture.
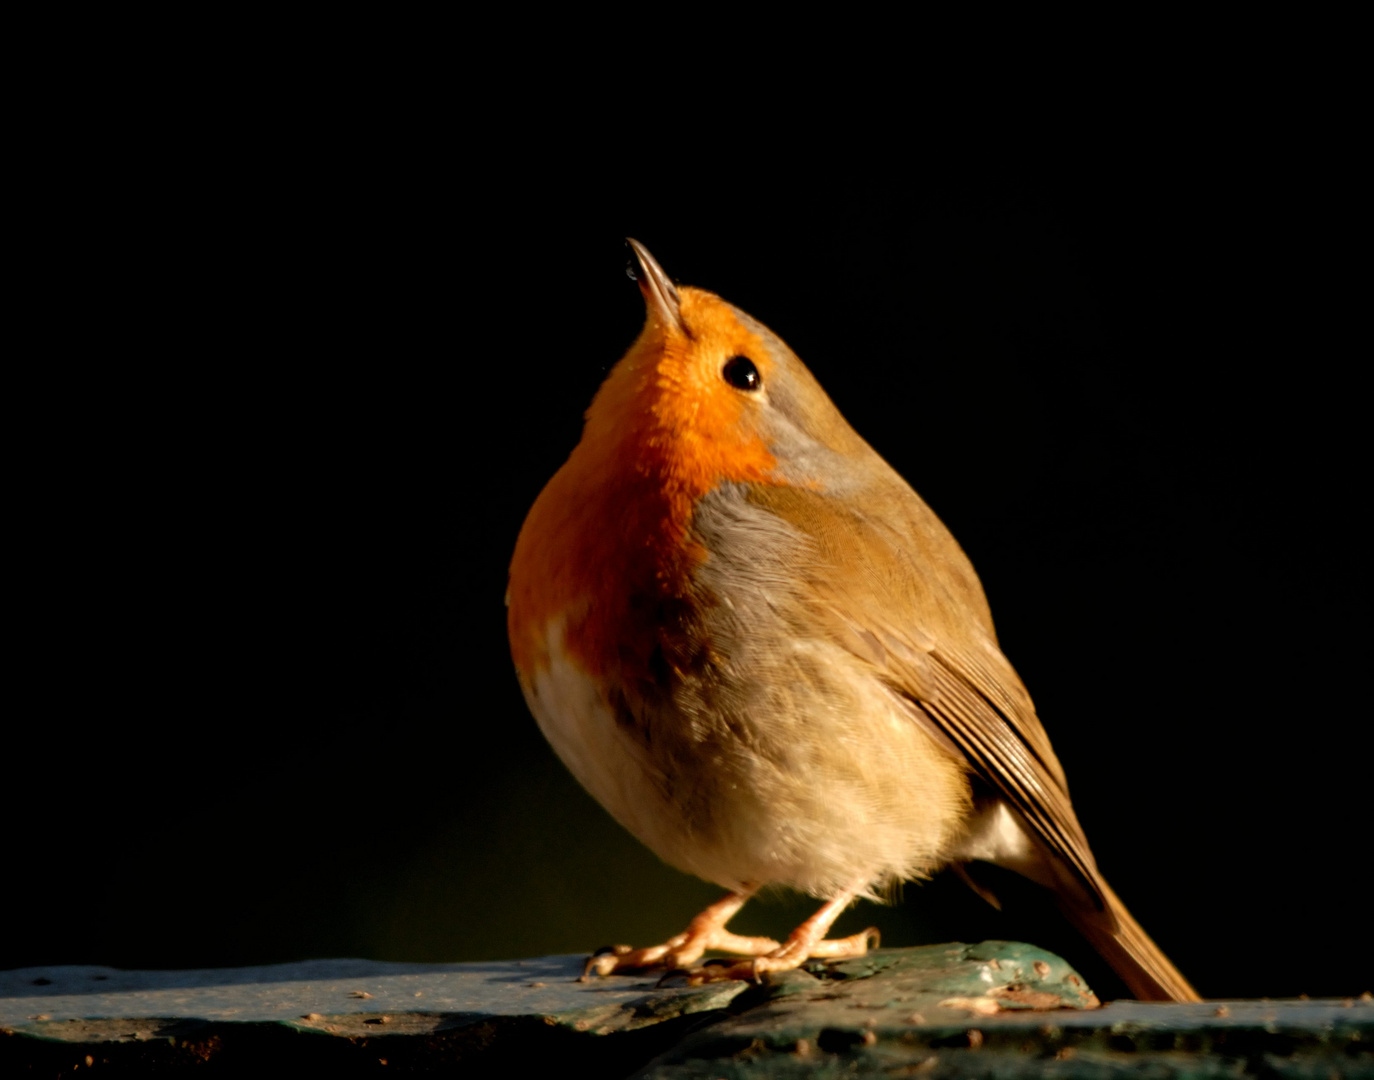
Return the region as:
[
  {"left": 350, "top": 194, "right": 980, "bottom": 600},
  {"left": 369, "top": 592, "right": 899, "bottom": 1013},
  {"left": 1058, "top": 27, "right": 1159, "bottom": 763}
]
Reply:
[
  {"left": 581, "top": 944, "right": 636, "bottom": 980},
  {"left": 808, "top": 925, "right": 880, "bottom": 959}
]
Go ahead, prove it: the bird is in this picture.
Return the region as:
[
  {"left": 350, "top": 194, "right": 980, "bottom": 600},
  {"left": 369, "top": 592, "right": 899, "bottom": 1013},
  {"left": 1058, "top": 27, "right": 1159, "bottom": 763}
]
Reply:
[{"left": 506, "top": 239, "right": 1199, "bottom": 1002}]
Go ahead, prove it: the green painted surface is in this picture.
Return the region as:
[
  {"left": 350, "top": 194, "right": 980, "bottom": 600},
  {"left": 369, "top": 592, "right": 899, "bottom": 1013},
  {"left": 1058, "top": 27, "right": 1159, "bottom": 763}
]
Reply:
[{"left": 639, "top": 946, "right": 1373, "bottom": 1078}]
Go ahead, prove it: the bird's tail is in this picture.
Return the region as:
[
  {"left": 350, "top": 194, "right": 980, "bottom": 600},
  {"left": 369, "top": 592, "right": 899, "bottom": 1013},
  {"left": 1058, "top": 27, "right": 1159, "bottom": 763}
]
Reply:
[{"left": 1061, "top": 876, "right": 1201, "bottom": 1002}]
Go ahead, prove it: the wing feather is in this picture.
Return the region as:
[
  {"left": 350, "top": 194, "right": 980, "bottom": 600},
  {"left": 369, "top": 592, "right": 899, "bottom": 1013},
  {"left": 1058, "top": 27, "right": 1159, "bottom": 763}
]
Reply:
[{"left": 747, "top": 482, "right": 1104, "bottom": 907}]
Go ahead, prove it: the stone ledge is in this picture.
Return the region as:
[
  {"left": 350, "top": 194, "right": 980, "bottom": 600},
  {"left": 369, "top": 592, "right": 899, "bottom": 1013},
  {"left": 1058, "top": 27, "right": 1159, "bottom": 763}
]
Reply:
[{"left": 3, "top": 944, "right": 1368, "bottom": 1076}]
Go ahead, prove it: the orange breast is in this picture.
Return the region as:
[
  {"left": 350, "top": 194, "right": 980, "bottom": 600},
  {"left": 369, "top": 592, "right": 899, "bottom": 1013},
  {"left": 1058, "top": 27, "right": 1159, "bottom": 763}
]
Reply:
[{"left": 508, "top": 287, "right": 779, "bottom": 684}]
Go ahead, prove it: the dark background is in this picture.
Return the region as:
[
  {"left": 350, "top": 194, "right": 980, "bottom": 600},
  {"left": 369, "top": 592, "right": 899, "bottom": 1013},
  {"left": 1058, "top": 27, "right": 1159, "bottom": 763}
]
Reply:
[{"left": 8, "top": 97, "right": 1365, "bottom": 1001}]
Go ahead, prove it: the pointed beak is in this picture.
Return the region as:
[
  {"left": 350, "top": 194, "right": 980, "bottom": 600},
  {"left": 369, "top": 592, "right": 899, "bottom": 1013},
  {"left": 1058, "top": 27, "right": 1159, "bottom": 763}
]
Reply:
[{"left": 626, "top": 238, "right": 684, "bottom": 334}]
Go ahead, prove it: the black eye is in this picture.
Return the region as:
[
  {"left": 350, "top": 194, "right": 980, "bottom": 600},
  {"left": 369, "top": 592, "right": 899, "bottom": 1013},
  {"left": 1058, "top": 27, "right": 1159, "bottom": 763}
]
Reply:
[{"left": 722, "top": 355, "right": 760, "bottom": 391}]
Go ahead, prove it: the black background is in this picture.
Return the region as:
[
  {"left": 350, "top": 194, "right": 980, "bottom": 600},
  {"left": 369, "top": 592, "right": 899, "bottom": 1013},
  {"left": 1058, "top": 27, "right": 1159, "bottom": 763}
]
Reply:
[{"left": 8, "top": 90, "right": 1366, "bottom": 1001}]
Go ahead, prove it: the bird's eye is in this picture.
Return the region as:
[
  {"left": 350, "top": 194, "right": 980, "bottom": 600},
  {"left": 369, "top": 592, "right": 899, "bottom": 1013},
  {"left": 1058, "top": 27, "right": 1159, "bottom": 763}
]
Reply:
[{"left": 722, "top": 356, "right": 760, "bottom": 391}]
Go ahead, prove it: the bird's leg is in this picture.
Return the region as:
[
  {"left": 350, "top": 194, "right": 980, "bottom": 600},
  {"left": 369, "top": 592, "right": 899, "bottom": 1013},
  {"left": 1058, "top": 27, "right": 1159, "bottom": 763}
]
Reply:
[
  {"left": 689, "top": 881, "right": 880, "bottom": 983},
  {"left": 755, "top": 881, "right": 879, "bottom": 974},
  {"left": 581, "top": 889, "right": 780, "bottom": 979}
]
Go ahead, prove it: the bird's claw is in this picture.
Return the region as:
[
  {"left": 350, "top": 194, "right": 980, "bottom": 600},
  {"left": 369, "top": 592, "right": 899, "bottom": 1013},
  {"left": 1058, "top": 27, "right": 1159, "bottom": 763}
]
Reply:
[{"left": 580, "top": 944, "right": 634, "bottom": 981}]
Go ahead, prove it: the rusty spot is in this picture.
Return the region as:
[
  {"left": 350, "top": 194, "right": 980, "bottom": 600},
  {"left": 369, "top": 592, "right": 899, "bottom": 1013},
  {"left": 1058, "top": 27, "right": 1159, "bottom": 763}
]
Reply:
[
  {"left": 967, "top": 1029, "right": 984, "bottom": 1049},
  {"left": 862, "top": 1030, "right": 877, "bottom": 1046},
  {"left": 350, "top": 991, "right": 373, "bottom": 999},
  {"left": 529, "top": 982, "right": 547, "bottom": 988},
  {"left": 302, "top": 1013, "right": 323, "bottom": 1022},
  {"left": 992, "top": 987, "right": 1070, "bottom": 1009},
  {"left": 1055, "top": 1047, "right": 1077, "bottom": 1061},
  {"left": 1214, "top": 1006, "right": 1230, "bottom": 1018},
  {"left": 1033, "top": 960, "right": 1051, "bottom": 978},
  {"left": 794, "top": 1038, "right": 813, "bottom": 1058}
]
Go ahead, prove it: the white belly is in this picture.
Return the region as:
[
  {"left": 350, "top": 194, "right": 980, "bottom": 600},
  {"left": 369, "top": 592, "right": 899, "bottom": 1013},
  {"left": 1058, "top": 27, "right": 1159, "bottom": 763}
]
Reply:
[
  {"left": 519, "top": 616, "right": 973, "bottom": 901},
  {"left": 520, "top": 617, "right": 677, "bottom": 856}
]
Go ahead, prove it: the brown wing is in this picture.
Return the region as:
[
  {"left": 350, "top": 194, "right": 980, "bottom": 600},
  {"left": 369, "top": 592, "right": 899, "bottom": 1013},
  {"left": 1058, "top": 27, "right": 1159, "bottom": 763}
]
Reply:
[{"left": 746, "top": 481, "right": 1104, "bottom": 907}]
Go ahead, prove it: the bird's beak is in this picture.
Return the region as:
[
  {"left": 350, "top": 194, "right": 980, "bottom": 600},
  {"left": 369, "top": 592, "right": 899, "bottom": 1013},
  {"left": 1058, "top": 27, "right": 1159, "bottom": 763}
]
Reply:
[{"left": 626, "top": 238, "right": 684, "bottom": 334}]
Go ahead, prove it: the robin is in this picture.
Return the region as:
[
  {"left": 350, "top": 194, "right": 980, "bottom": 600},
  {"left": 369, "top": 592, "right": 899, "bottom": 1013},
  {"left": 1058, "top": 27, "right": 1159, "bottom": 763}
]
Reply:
[{"left": 506, "top": 240, "right": 1199, "bottom": 1002}]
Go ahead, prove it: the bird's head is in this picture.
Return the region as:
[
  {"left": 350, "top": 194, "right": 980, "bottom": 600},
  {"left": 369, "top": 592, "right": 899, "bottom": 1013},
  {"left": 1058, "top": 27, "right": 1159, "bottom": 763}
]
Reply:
[{"left": 580, "top": 240, "right": 871, "bottom": 503}]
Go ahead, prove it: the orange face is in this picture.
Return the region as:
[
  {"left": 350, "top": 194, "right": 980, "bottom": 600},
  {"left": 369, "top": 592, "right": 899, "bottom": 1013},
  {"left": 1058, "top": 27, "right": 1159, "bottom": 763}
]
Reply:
[{"left": 586, "top": 286, "right": 781, "bottom": 510}]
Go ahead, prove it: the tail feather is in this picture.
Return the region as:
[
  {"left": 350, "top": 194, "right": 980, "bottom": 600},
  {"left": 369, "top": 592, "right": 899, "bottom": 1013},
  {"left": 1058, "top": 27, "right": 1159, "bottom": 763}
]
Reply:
[{"left": 1061, "top": 876, "right": 1200, "bottom": 1002}]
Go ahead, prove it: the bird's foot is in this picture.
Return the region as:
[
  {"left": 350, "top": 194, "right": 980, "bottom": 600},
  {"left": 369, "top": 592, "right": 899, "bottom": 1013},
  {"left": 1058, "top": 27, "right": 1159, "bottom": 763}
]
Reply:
[
  {"left": 661, "top": 925, "right": 881, "bottom": 984},
  {"left": 580, "top": 891, "right": 778, "bottom": 980},
  {"left": 581, "top": 880, "right": 879, "bottom": 984}
]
